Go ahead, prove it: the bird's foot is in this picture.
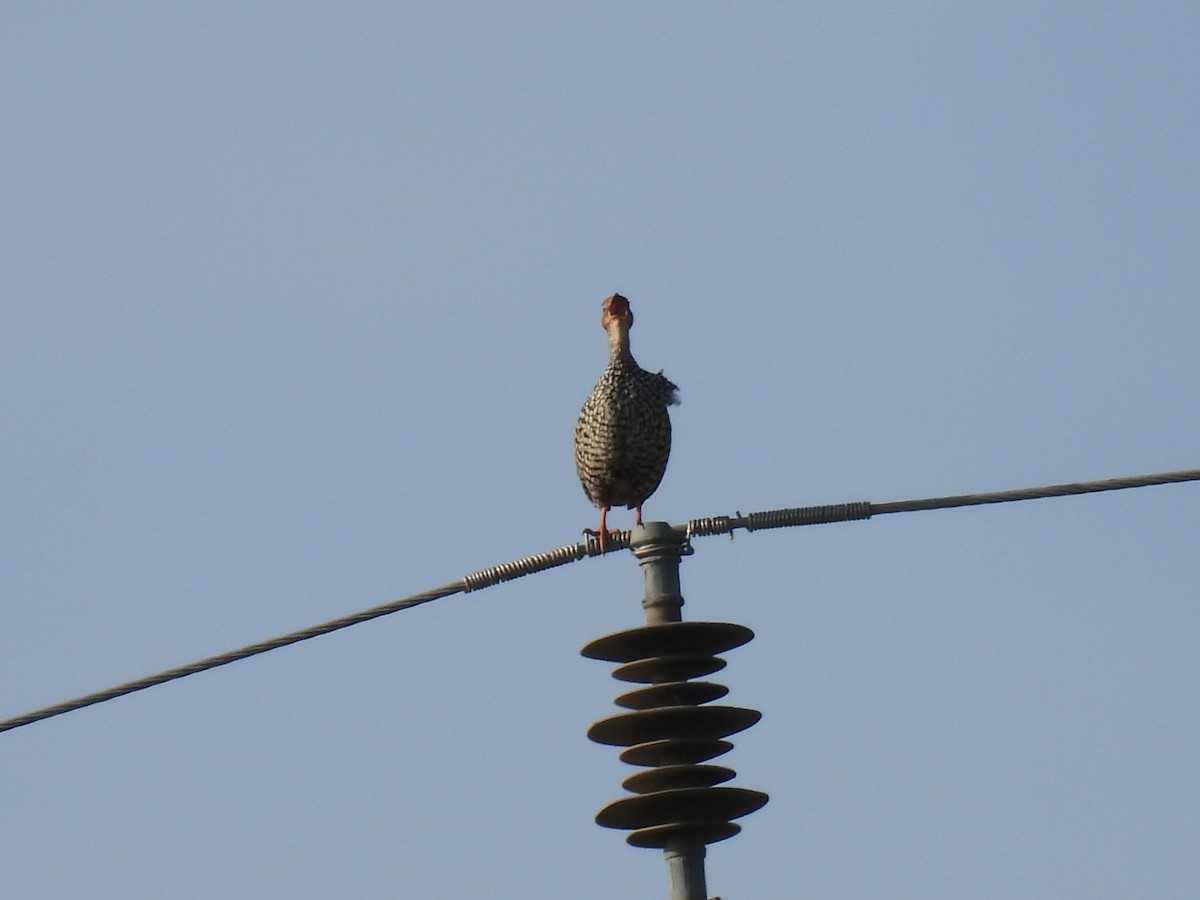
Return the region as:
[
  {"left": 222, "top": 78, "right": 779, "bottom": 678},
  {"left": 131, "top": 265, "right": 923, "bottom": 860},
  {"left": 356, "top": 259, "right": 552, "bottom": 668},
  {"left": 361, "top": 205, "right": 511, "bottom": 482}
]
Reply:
[{"left": 583, "top": 527, "right": 621, "bottom": 553}]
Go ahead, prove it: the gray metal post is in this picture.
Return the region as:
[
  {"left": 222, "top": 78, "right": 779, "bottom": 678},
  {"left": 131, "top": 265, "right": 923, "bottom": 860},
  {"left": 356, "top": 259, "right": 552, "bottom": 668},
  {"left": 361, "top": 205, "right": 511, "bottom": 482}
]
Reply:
[
  {"left": 664, "top": 837, "right": 709, "bottom": 900},
  {"left": 631, "top": 522, "right": 709, "bottom": 900},
  {"left": 630, "top": 521, "right": 688, "bottom": 626}
]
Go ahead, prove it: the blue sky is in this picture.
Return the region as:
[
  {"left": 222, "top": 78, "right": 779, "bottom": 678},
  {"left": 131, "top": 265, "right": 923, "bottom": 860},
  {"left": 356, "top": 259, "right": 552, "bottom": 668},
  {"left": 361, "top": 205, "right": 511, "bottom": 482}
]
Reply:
[{"left": 2, "top": 4, "right": 1198, "bottom": 898}]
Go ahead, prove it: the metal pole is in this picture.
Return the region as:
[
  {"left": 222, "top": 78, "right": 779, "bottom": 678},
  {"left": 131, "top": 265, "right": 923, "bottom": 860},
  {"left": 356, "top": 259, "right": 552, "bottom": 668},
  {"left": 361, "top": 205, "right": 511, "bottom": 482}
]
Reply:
[
  {"left": 631, "top": 521, "right": 688, "bottom": 626},
  {"left": 631, "top": 522, "right": 709, "bottom": 900},
  {"left": 664, "top": 838, "right": 709, "bottom": 900}
]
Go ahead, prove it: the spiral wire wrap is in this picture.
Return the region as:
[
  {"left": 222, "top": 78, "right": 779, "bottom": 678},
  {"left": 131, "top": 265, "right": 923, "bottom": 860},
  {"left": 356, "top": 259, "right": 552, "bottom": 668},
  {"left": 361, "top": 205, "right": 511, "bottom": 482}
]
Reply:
[{"left": 463, "top": 542, "right": 590, "bottom": 592}]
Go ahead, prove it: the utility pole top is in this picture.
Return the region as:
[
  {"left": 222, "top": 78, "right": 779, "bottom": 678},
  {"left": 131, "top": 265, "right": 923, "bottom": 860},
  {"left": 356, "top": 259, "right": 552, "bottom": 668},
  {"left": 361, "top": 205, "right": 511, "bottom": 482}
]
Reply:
[{"left": 583, "top": 522, "right": 767, "bottom": 900}]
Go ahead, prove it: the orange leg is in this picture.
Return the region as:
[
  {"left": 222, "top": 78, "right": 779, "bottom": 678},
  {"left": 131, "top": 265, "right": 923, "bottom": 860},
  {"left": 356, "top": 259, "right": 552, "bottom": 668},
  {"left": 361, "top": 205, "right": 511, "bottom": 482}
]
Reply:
[
  {"left": 585, "top": 507, "right": 614, "bottom": 552},
  {"left": 634, "top": 505, "right": 643, "bottom": 526}
]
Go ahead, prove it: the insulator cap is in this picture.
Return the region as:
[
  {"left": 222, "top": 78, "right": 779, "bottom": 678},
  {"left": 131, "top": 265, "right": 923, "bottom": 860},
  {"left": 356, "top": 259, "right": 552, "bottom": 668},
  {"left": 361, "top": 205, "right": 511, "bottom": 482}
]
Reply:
[
  {"left": 582, "top": 621, "right": 753, "bottom": 662},
  {"left": 584, "top": 620, "right": 767, "bottom": 849},
  {"left": 588, "top": 705, "right": 761, "bottom": 747},
  {"left": 615, "top": 681, "right": 728, "bottom": 710},
  {"left": 626, "top": 821, "right": 742, "bottom": 849},
  {"left": 619, "top": 738, "right": 733, "bottom": 767},
  {"left": 596, "top": 786, "right": 769, "bottom": 849},
  {"left": 622, "top": 763, "right": 735, "bottom": 793},
  {"left": 612, "top": 655, "right": 725, "bottom": 684}
]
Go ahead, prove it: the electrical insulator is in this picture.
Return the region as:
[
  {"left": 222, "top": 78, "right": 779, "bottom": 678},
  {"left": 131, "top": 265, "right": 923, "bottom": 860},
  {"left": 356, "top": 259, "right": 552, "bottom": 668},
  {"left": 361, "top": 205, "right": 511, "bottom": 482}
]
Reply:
[{"left": 582, "top": 620, "right": 768, "bottom": 849}]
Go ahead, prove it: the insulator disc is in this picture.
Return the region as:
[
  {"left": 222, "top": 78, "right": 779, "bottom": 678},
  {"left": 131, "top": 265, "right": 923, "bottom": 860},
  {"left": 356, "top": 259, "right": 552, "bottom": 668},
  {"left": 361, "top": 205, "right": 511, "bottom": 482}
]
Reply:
[
  {"left": 596, "top": 786, "right": 769, "bottom": 831},
  {"left": 612, "top": 654, "right": 725, "bottom": 684},
  {"left": 615, "top": 681, "right": 728, "bottom": 710},
  {"left": 588, "top": 705, "right": 761, "bottom": 747},
  {"left": 627, "top": 821, "right": 741, "bottom": 849},
  {"left": 622, "top": 763, "right": 735, "bottom": 794},
  {"left": 619, "top": 738, "right": 733, "bottom": 767},
  {"left": 582, "top": 621, "right": 754, "bottom": 663}
]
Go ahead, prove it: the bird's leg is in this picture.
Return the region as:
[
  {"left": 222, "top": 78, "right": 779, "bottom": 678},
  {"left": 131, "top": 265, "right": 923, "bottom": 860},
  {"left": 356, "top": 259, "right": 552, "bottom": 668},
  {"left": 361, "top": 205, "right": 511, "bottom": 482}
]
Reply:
[
  {"left": 584, "top": 507, "right": 626, "bottom": 552},
  {"left": 634, "top": 505, "right": 644, "bottom": 526},
  {"left": 583, "top": 507, "right": 612, "bottom": 552},
  {"left": 598, "top": 506, "right": 610, "bottom": 552}
]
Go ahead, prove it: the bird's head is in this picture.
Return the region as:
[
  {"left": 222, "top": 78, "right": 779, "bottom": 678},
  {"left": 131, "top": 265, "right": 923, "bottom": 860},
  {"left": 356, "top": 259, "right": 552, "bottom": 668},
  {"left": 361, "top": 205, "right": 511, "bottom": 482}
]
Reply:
[{"left": 601, "top": 293, "right": 634, "bottom": 330}]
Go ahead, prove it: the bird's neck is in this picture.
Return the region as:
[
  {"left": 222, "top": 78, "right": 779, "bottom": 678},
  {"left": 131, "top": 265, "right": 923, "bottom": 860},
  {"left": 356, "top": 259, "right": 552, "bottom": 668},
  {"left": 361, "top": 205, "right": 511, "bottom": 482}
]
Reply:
[{"left": 607, "top": 323, "right": 632, "bottom": 362}]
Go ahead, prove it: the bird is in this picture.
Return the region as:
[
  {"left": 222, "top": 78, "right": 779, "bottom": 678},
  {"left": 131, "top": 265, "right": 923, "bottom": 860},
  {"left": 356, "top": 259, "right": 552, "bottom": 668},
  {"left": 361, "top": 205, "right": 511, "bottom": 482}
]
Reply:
[{"left": 575, "top": 293, "right": 679, "bottom": 551}]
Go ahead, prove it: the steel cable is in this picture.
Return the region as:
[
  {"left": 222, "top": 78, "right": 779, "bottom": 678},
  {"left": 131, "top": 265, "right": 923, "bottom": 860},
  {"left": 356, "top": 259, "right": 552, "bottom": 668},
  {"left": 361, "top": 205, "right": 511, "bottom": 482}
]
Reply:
[
  {"left": 2, "top": 466, "right": 1196, "bottom": 734},
  {"left": 0, "top": 582, "right": 463, "bottom": 734}
]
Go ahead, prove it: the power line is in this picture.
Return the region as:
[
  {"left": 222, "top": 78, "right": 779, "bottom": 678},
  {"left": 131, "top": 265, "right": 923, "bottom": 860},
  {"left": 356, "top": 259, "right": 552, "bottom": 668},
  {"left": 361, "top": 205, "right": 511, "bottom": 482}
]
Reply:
[
  {"left": 684, "top": 467, "right": 1200, "bottom": 537},
  {"left": 2, "top": 466, "right": 1197, "bottom": 735},
  {"left": 0, "top": 581, "right": 463, "bottom": 734}
]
